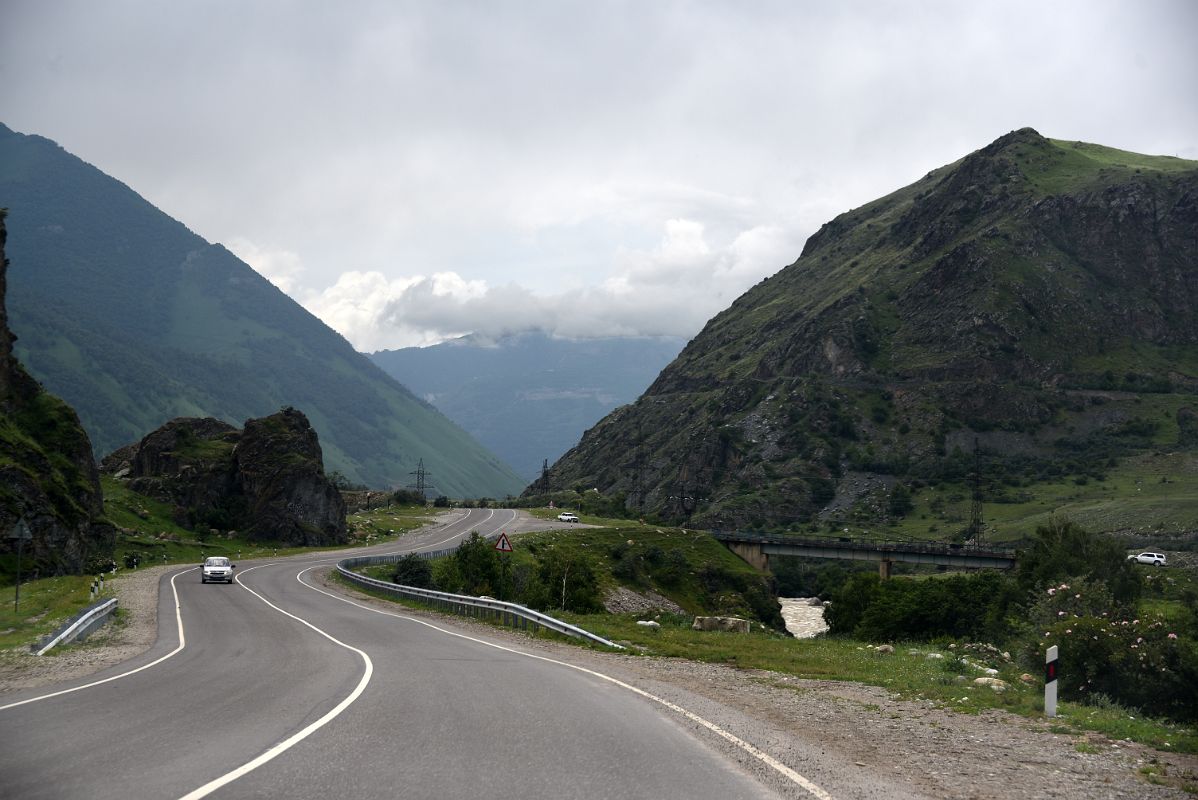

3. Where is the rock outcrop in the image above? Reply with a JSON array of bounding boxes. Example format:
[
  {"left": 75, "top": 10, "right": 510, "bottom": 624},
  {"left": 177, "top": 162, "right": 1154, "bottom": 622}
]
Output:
[
  {"left": 104, "top": 408, "right": 347, "bottom": 546},
  {"left": 0, "top": 209, "right": 115, "bottom": 575},
  {"left": 538, "top": 130, "right": 1198, "bottom": 530}
]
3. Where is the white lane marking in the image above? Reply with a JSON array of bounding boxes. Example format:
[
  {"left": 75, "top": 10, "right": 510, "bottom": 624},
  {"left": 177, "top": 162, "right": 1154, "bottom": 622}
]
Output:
[
  {"left": 301, "top": 568, "right": 834, "bottom": 800},
  {"left": 0, "top": 568, "right": 192, "bottom": 711},
  {"left": 176, "top": 565, "right": 374, "bottom": 800}
]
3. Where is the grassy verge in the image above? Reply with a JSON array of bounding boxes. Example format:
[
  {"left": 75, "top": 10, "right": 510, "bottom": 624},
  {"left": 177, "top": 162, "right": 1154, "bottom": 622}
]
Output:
[{"left": 0, "top": 574, "right": 111, "bottom": 650}]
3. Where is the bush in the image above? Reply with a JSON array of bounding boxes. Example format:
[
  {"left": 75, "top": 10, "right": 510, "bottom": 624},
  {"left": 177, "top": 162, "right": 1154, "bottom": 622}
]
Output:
[
  {"left": 392, "top": 554, "right": 433, "bottom": 588},
  {"left": 1016, "top": 583, "right": 1198, "bottom": 721},
  {"left": 828, "top": 571, "right": 1020, "bottom": 642},
  {"left": 1016, "top": 519, "right": 1140, "bottom": 604}
]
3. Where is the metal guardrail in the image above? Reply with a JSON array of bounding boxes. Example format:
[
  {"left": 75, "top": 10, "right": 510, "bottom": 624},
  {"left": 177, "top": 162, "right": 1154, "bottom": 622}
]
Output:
[
  {"left": 32, "top": 598, "right": 118, "bottom": 656},
  {"left": 337, "top": 555, "right": 624, "bottom": 650}
]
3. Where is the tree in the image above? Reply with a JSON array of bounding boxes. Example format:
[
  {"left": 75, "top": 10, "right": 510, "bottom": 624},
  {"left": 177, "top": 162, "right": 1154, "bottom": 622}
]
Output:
[
  {"left": 1016, "top": 518, "right": 1140, "bottom": 604},
  {"left": 392, "top": 554, "right": 433, "bottom": 588},
  {"left": 888, "top": 482, "right": 914, "bottom": 517}
]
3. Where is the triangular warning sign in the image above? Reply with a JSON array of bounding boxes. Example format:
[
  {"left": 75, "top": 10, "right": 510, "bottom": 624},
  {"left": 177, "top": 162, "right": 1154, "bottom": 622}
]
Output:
[{"left": 494, "top": 532, "right": 513, "bottom": 552}]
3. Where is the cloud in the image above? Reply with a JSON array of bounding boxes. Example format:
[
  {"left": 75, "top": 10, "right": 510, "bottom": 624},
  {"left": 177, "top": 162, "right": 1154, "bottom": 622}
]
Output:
[
  {"left": 226, "top": 238, "right": 306, "bottom": 294},
  {"left": 306, "top": 218, "right": 805, "bottom": 351}
]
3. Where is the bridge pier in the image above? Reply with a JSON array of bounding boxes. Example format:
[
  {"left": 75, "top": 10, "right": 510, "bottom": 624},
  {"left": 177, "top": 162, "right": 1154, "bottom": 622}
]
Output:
[
  {"left": 726, "top": 541, "right": 769, "bottom": 571},
  {"left": 879, "top": 559, "right": 893, "bottom": 580}
]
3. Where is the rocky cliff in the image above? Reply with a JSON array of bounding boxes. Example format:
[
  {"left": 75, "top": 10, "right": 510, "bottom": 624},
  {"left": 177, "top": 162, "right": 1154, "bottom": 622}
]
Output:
[
  {"left": 103, "top": 408, "right": 347, "bottom": 546},
  {"left": 537, "top": 130, "right": 1198, "bottom": 532},
  {"left": 0, "top": 209, "right": 115, "bottom": 576}
]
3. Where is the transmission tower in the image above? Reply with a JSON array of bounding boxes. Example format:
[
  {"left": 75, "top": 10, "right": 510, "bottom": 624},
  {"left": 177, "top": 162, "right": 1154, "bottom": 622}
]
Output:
[
  {"left": 408, "top": 458, "right": 434, "bottom": 500},
  {"left": 539, "top": 459, "right": 551, "bottom": 494},
  {"left": 968, "top": 438, "right": 983, "bottom": 544}
]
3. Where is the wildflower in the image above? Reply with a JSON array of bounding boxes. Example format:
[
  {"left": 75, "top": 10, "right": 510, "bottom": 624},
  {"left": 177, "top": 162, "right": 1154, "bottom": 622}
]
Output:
[
  {"left": 1074, "top": 594, "right": 1081, "bottom": 599},
  {"left": 1058, "top": 611, "right": 1066, "bottom": 617},
  {"left": 1168, "top": 633, "right": 1178, "bottom": 640},
  {"left": 1065, "top": 629, "right": 1072, "bottom": 634},
  {"left": 1047, "top": 588, "right": 1056, "bottom": 596},
  {"left": 1137, "top": 637, "right": 1144, "bottom": 644},
  {"left": 1133, "top": 619, "right": 1140, "bottom": 625},
  {"left": 1044, "top": 632, "right": 1050, "bottom": 637}
]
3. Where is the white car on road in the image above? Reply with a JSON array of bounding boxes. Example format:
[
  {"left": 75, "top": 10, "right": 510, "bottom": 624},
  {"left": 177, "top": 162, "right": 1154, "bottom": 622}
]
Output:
[
  {"left": 557, "top": 512, "right": 579, "bottom": 523},
  {"left": 201, "top": 556, "right": 236, "bottom": 583},
  {"left": 1127, "top": 552, "right": 1166, "bottom": 566}
]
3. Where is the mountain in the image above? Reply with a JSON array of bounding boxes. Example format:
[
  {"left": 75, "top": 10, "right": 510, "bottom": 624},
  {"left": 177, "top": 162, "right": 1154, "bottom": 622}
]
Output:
[
  {"left": 369, "top": 331, "right": 685, "bottom": 481},
  {"left": 539, "top": 129, "right": 1198, "bottom": 534},
  {"left": 0, "top": 122, "right": 523, "bottom": 498},
  {"left": 0, "top": 209, "right": 115, "bottom": 578}
]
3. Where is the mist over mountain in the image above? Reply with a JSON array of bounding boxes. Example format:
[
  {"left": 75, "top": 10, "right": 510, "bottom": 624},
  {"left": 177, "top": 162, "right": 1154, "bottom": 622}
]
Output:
[
  {"left": 540, "top": 129, "right": 1198, "bottom": 532},
  {"left": 0, "top": 122, "right": 523, "bottom": 498},
  {"left": 370, "top": 331, "right": 685, "bottom": 481}
]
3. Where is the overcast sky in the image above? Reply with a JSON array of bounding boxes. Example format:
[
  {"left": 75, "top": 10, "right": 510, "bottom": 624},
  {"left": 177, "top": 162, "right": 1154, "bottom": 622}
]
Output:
[{"left": 3, "top": 1, "right": 1196, "bottom": 351}]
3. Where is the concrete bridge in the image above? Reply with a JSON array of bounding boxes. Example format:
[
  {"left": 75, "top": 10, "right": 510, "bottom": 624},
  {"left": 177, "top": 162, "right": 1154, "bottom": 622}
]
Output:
[{"left": 712, "top": 530, "right": 1017, "bottom": 579}]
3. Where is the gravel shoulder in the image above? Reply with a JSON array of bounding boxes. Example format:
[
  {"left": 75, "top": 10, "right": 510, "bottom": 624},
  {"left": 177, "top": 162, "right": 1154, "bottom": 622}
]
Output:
[{"left": 4, "top": 560, "right": 1196, "bottom": 798}]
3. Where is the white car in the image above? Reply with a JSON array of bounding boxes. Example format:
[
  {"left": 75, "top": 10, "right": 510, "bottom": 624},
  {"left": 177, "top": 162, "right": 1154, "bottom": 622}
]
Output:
[
  {"left": 557, "top": 512, "right": 579, "bottom": 523},
  {"left": 1127, "top": 552, "right": 1166, "bottom": 566},
  {"left": 201, "top": 556, "right": 236, "bottom": 583}
]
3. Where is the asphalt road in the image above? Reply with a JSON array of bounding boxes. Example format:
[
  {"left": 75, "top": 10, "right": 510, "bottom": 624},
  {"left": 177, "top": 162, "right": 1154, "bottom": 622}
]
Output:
[{"left": 0, "top": 509, "right": 824, "bottom": 799}]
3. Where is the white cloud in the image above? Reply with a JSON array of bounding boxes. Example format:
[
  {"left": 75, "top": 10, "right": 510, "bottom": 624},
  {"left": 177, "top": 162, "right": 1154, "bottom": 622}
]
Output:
[
  {"left": 226, "top": 238, "right": 306, "bottom": 294},
  {"left": 306, "top": 218, "right": 804, "bottom": 351}
]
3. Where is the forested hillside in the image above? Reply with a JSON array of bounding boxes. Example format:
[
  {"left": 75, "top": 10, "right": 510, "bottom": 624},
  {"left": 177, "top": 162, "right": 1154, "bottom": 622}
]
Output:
[{"left": 0, "top": 123, "right": 523, "bottom": 498}]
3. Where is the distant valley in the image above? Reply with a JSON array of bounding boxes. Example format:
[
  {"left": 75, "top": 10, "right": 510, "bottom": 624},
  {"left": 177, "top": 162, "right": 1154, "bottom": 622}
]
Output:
[{"left": 370, "top": 332, "right": 685, "bottom": 482}]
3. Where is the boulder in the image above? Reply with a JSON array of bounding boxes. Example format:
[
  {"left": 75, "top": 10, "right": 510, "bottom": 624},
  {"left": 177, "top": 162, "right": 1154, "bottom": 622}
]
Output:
[
  {"left": 692, "top": 616, "right": 751, "bottom": 633},
  {"left": 973, "top": 677, "right": 1009, "bottom": 693},
  {"left": 103, "top": 407, "right": 347, "bottom": 546},
  {"left": 875, "top": 644, "right": 895, "bottom": 655}
]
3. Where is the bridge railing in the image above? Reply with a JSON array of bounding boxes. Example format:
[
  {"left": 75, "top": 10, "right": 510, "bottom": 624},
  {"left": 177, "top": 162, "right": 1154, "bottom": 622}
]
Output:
[
  {"left": 710, "top": 529, "right": 1017, "bottom": 557},
  {"left": 337, "top": 555, "right": 624, "bottom": 650}
]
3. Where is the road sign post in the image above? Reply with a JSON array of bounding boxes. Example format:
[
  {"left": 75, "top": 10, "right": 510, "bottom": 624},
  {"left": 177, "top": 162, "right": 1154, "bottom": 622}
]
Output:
[
  {"left": 494, "top": 532, "right": 513, "bottom": 601},
  {"left": 1045, "top": 645, "right": 1059, "bottom": 718},
  {"left": 8, "top": 518, "right": 33, "bottom": 612}
]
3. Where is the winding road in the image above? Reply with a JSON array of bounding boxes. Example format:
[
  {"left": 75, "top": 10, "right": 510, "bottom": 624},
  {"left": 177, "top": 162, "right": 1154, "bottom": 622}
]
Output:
[{"left": 0, "top": 509, "right": 834, "bottom": 799}]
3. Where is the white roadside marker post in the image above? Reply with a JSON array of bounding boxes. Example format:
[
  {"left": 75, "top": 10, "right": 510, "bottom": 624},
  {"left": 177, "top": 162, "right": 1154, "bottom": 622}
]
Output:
[{"left": 1045, "top": 645, "right": 1059, "bottom": 718}]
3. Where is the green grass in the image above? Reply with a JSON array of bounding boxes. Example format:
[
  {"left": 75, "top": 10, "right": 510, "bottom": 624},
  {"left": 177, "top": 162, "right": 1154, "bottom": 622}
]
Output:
[{"left": 0, "top": 573, "right": 110, "bottom": 650}]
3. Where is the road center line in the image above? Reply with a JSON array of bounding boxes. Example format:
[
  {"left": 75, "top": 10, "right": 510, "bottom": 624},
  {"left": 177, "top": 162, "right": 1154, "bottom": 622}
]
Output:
[
  {"left": 0, "top": 568, "right": 192, "bottom": 711},
  {"left": 176, "top": 565, "right": 374, "bottom": 800},
  {"left": 299, "top": 566, "right": 834, "bottom": 800}
]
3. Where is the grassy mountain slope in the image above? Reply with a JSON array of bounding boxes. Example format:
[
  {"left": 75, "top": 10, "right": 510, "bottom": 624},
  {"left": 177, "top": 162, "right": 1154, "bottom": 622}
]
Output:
[
  {"left": 0, "top": 122, "right": 523, "bottom": 498},
  {"left": 542, "top": 129, "right": 1198, "bottom": 538},
  {"left": 370, "top": 332, "right": 684, "bottom": 481}
]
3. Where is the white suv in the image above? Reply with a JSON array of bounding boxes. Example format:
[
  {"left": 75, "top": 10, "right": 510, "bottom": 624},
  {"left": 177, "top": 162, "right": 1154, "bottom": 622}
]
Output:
[
  {"left": 557, "top": 512, "right": 579, "bottom": 523},
  {"left": 201, "top": 556, "right": 236, "bottom": 583},
  {"left": 1128, "top": 552, "right": 1166, "bottom": 566}
]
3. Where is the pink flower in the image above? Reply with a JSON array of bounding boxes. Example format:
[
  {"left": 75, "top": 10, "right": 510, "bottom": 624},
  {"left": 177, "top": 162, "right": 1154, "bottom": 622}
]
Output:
[
  {"left": 1137, "top": 637, "right": 1144, "bottom": 643},
  {"left": 1168, "top": 633, "right": 1178, "bottom": 640},
  {"left": 1058, "top": 611, "right": 1066, "bottom": 616},
  {"left": 1047, "top": 588, "right": 1056, "bottom": 595},
  {"left": 1133, "top": 619, "right": 1140, "bottom": 625}
]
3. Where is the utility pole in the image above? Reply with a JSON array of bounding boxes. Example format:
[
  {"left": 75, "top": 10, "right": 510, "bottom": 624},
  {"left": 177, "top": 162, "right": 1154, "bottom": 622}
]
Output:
[{"left": 408, "top": 459, "right": 434, "bottom": 501}]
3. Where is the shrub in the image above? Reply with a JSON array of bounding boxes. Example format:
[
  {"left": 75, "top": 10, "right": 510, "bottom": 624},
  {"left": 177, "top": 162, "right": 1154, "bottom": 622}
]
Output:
[
  {"left": 392, "top": 554, "right": 433, "bottom": 588},
  {"left": 1016, "top": 584, "right": 1198, "bottom": 722}
]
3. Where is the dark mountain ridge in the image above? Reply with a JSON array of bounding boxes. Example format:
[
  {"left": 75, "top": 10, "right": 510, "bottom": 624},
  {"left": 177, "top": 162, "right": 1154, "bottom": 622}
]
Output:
[
  {"left": 0, "top": 209, "right": 114, "bottom": 578},
  {"left": 540, "top": 129, "right": 1198, "bottom": 532},
  {"left": 0, "top": 122, "right": 524, "bottom": 498}
]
